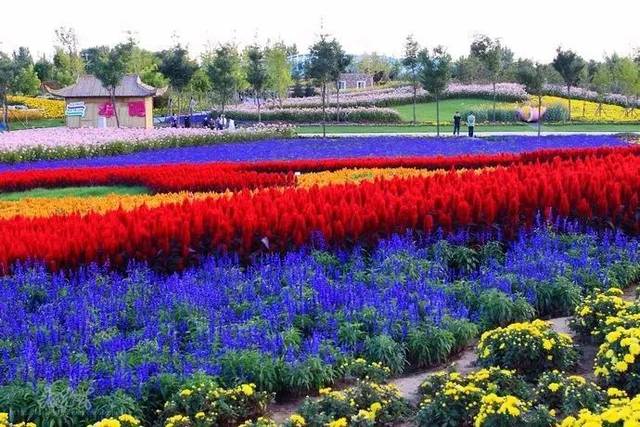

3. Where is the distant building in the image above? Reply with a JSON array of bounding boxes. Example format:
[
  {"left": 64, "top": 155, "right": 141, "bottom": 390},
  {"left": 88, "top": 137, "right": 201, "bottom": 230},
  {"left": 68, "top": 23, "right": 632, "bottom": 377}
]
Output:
[
  {"left": 45, "top": 74, "right": 166, "bottom": 129},
  {"left": 337, "top": 73, "right": 374, "bottom": 90}
]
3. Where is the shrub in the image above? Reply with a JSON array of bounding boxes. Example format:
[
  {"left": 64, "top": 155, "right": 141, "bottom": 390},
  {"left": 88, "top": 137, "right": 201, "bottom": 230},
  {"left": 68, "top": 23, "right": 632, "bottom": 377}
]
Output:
[
  {"left": 90, "top": 391, "right": 143, "bottom": 421},
  {"left": 569, "top": 288, "right": 630, "bottom": 342},
  {"left": 474, "top": 394, "right": 555, "bottom": 427},
  {"left": 416, "top": 368, "right": 531, "bottom": 426},
  {"left": 290, "top": 380, "right": 410, "bottom": 427},
  {"left": 338, "top": 358, "right": 392, "bottom": 383},
  {"left": 593, "top": 326, "right": 640, "bottom": 394},
  {"left": 363, "top": 335, "right": 407, "bottom": 375},
  {"left": 533, "top": 371, "right": 606, "bottom": 416},
  {"left": 159, "top": 379, "right": 273, "bottom": 427},
  {"left": 533, "top": 277, "right": 582, "bottom": 318},
  {"left": 406, "top": 323, "right": 455, "bottom": 368},
  {"left": 558, "top": 393, "right": 640, "bottom": 426},
  {"left": 477, "top": 289, "right": 536, "bottom": 330},
  {"left": 213, "top": 107, "right": 402, "bottom": 123},
  {"left": 0, "top": 381, "right": 92, "bottom": 427},
  {"left": 477, "top": 320, "right": 579, "bottom": 378}
]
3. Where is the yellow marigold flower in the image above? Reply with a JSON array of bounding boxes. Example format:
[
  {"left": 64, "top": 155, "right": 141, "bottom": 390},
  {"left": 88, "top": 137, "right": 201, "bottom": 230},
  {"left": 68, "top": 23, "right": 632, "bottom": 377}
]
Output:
[
  {"left": 179, "top": 389, "right": 193, "bottom": 398},
  {"left": 195, "top": 412, "right": 205, "bottom": 419},
  {"left": 328, "top": 417, "right": 348, "bottom": 427},
  {"left": 548, "top": 382, "right": 561, "bottom": 392},
  {"left": 614, "top": 361, "right": 628, "bottom": 372},
  {"left": 288, "top": 414, "right": 306, "bottom": 426},
  {"left": 241, "top": 383, "right": 255, "bottom": 396},
  {"left": 542, "top": 339, "right": 553, "bottom": 351}
]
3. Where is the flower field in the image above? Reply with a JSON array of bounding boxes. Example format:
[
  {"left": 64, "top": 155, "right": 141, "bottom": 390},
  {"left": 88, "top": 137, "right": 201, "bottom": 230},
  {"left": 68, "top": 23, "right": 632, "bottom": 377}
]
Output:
[{"left": 1, "top": 130, "right": 640, "bottom": 426}]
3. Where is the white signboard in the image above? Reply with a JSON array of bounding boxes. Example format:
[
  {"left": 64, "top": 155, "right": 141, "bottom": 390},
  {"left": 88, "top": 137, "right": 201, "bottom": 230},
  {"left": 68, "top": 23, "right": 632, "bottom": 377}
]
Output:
[{"left": 66, "top": 101, "right": 86, "bottom": 117}]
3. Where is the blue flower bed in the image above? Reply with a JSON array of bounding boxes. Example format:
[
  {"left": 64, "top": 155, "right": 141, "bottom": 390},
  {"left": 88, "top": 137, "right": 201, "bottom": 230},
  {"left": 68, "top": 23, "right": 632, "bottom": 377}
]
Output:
[
  {"left": 0, "top": 135, "right": 627, "bottom": 171},
  {"left": 0, "top": 227, "right": 638, "bottom": 396}
]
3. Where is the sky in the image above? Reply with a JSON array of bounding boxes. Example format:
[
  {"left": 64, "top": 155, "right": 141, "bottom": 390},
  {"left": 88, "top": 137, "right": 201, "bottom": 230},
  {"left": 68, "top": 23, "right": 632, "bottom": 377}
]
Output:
[{"left": 1, "top": 0, "right": 638, "bottom": 62}]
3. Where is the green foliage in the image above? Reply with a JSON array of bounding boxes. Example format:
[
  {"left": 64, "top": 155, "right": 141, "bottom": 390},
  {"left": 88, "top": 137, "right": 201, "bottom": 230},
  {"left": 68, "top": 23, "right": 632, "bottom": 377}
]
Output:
[
  {"left": 441, "top": 317, "right": 479, "bottom": 353},
  {"left": 569, "top": 288, "right": 630, "bottom": 342},
  {"left": 12, "top": 66, "right": 41, "bottom": 96},
  {"left": 157, "top": 44, "right": 198, "bottom": 91},
  {"left": 533, "top": 276, "right": 581, "bottom": 317},
  {"left": 406, "top": 323, "right": 455, "bottom": 368},
  {"left": 212, "top": 107, "right": 401, "bottom": 123},
  {"left": 207, "top": 44, "right": 242, "bottom": 112},
  {"left": 418, "top": 46, "right": 452, "bottom": 98},
  {"left": 363, "top": 335, "right": 407, "bottom": 375},
  {"left": 265, "top": 43, "right": 293, "bottom": 106},
  {"left": 477, "top": 320, "right": 579, "bottom": 378},
  {"left": 293, "top": 380, "right": 410, "bottom": 427},
  {"left": 338, "top": 358, "right": 392, "bottom": 383},
  {"left": 219, "top": 350, "right": 284, "bottom": 393},
  {"left": 534, "top": 371, "right": 606, "bottom": 417},
  {"left": 477, "top": 289, "right": 536, "bottom": 330},
  {"left": 0, "top": 380, "right": 91, "bottom": 427},
  {"left": 90, "top": 390, "right": 142, "bottom": 421}
]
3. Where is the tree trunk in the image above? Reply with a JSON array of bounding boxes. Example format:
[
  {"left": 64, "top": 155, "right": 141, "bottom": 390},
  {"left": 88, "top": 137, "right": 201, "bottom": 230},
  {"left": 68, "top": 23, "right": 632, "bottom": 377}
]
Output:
[
  {"left": 2, "top": 91, "right": 9, "bottom": 132},
  {"left": 492, "top": 80, "right": 497, "bottom": 122},
  {"left": 412, "top": 73, "right": 417, "bottom": 125},
  {"left": 321, "top": 83, "right": 327, "bottom": 138},
  {"left": 567, "top": 84, "right": 572, "bottom": 121},
  {"left": 436, "top": 94, "right": 440, "bottom": 136},
  {"left": 257, "top": 90, "right": 261, "bottom": 123},
  {"left": 111, "top": 90, "right": 120, "bottom": 128},
  {"left": 336, "top": 83, "right": 340, "bottom": 122},
  {"left": 537, "top": 95, "right": 542, "bottom": 137}
]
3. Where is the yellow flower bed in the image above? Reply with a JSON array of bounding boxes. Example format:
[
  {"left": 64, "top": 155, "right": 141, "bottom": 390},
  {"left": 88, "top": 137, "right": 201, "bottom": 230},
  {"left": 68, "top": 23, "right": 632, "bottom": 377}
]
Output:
[
  {"left": 7, "top": 96, "right": 65, "bottom": 119},
  {"left": 6, "top": 108, "right": 45, "bottom": 122},
  {"left": 297, "top": 167, "right": 495, "bottom": 188},
  {"left": 541, "top": 96, "right": 639, "bottom": 122},
  {"left": 559, "top": 393, "right": 640, "bottom": 426},
  {"left": 0, "top": 191, "right": 227, "bottom": 219}
]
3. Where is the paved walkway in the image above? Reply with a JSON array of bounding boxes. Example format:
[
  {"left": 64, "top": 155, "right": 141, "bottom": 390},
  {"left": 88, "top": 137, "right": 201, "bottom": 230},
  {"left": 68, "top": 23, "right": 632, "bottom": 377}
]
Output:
[{"left": 300, "top": 131, "right": 640, "bottom": 138}]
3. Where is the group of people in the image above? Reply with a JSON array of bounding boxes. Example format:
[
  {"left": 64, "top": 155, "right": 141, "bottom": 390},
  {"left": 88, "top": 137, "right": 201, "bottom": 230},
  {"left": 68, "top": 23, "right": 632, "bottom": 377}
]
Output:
[
  {"left": 169, "top": 113, "right": 235, "bottom": 130},
  {"left": 452, "top": 111, "right": 476, "bottom": 137},
  {"left": 202, "top": 114, "right": 235, "bottom": 131}
]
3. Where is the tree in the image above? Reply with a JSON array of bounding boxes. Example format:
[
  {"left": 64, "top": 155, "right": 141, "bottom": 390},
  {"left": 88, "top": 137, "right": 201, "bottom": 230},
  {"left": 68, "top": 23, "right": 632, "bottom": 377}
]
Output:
[
  {"left": 470, "top": 35, "right": 503, "bottom": 122},
  {"left": 207, "top": 44, "right": 241, "bottom": 114},
  {"left": 330, "top": 41, "right": 352, "bottom": 123},
  {"left": 305, "top": 35, "right": 345, "bottom": 137},
  {"left": 53, "top": 27, "right": 84, "bottom": 85},
  {"left": 418, "top": 46, "right": 451, "bottom": 136},
  {"left": 517, "top": 62, "right": 546, "bottom": 136},
  {"left": 613, "top": 58, "right": 640, "bottom": 116},
  {"left": 357, "top": 52, "right": 392, "bottom": 83},
  {"left": 12, "top": 47, "right": 33, "bottom": 70},
  {"left": 551, "top": 48, "right": 586, "bottom": 121},
  {"left": 0, "top": 53, "right": 16, "bottom": 131},
  {"left": 34, "top": 56, "right": 54, "bottom": 82},
  {"left": 244, "top": 45, "right": 268, "bottom": 122},
  {"left": 265, "top": 43, "right": 293, "bottom": 107},
  {"left": 86, "top": 43, "right": 133, "bottom": 128},
  {"left": 158, "top": 44, "right": 198, "bottom": 116},
  {"left": 590, "top": 65, "right": 612, "bottom": 117},
  {"left": 13, "top": 66, "right": 40, "bottom": 96},
  {"left": 402, "top": 35, "right": 420, "bottom": 125}
]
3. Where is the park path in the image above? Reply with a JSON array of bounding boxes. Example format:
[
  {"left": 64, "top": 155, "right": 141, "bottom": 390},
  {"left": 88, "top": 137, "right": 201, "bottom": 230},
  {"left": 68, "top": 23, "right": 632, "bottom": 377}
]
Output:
[
  {"left": 299, "top": 131, "right": 640, "bottom": 138},
  {"left": 268, "top": 285, "right": 638, "bottom": 423}
]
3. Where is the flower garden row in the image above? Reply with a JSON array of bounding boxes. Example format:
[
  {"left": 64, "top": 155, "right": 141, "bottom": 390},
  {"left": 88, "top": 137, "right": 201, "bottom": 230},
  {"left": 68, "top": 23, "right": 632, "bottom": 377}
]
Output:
[
  {"left": 0, "top": 146, "right": 639, "bottom": 272},
  {"left": 1, "top": 227, "right": 640, "bottom": 426}
]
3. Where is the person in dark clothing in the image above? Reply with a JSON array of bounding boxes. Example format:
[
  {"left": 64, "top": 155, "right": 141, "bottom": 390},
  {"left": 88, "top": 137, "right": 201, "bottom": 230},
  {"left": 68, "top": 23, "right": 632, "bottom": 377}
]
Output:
[{"left": 453, "top": 111, "right": 461, "bottom": 136}]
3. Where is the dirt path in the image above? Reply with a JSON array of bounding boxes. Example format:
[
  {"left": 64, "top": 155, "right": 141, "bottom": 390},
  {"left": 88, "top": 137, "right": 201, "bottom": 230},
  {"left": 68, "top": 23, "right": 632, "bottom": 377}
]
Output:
[{"left": 269, "top": 286, "right": 638, "bottom": 422}]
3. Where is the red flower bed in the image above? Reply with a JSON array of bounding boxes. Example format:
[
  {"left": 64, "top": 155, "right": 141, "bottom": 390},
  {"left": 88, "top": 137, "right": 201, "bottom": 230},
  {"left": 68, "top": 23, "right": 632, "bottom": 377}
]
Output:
[
  {"left": 0, "top": 164, "right": 295, "bottom": 193},
  {"left": 0, "top": 145, "right": 637, "bottom": 194},
  {"left": 0, "top": 151, "right": 638, "bottom": 273}
]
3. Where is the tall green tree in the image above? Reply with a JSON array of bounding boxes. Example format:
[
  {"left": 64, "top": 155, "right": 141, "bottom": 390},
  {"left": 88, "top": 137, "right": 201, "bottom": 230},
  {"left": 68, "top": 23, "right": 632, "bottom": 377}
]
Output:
[
  {"left": 244, "top": 45, "right": 268, "bottom": 122},
  {"left": 402, "top": 35, "right": 420, "bottom": 125},
  {"left": 53, "top": 27, "right": 84, "bottom": 85},
  {"left": 207, "top": 44, "right": 241, "bottom": 114},
  {"left": 305, "top": 35, "right": 336, "bottom": 137},
  {"left": 551, "top": 48, "right": 586, "bottom": 121},
  {"left": 517, "top": 62, "right": 546, "bottom": 136},
  {"left": 13, "top": 66, "right": 40, "bottom": 96},
  {"left": 34, "top": 56, "right": 54, "bottom": 82},
  {"left": 590, "top": 64, "right": 612, "bottom": 117},
  {"left": 357, "top": 52, "right": 392, "bottom": 83},
  {"left": 613, "top": 58, "right": 640, "bottom": 116},
  {"left": 265, "top": 43, "right": 293, "bottom": 107},
  {"left": 470, "top": 35, "right": 503, "bottom": 122},
  {"left": 418, "top": 46, "right": 451, "bottom": 136},
  {"left": 158, "top": 44, "right": 198, "bottom": 116},
  {"left": 0, "top": 53, "right": 16, "bottom": 131},
  {"left": 86, "top": 43, "right": 133, "bottom": 128},
  {"left": 330, "top": 40, "right": 351, "bottom": 123}
]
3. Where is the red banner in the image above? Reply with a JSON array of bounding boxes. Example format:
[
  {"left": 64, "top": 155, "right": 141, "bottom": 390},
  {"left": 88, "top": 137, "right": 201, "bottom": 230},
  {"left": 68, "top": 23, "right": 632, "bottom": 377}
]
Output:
[
  {"left": 98, "top": 102, "right": 115, "bottom": 118},
  {"left": 128, "top": 101, "right": 146, "bottom": 117}
]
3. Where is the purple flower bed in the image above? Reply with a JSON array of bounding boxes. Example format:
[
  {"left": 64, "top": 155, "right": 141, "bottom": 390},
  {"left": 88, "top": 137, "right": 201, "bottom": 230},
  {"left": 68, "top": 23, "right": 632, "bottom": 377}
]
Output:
[
  {"left": 0, "top": 135, "right": 628, "bottom": 171},
  {"left": 0, "top": 228, "right": 637, "bottom": 394}
]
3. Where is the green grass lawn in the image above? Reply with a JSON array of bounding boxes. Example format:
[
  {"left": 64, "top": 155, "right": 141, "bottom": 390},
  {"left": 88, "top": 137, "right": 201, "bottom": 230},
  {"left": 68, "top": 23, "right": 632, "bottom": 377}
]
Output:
[
  {"left": 393, "top": 98, "right": 513, "bottom": 122},
  {"left": 0, "top": 186, "right": 149, "bottom": 201},
  {"left": 8, "top": 118, "right": 65, "bottom": 130}
]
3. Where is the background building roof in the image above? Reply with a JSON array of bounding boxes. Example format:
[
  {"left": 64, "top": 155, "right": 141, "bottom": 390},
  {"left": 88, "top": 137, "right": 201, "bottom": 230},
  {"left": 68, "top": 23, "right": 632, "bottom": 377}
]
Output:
[{"left": 46, "top": 74, "right": 167, "bottom": 98}]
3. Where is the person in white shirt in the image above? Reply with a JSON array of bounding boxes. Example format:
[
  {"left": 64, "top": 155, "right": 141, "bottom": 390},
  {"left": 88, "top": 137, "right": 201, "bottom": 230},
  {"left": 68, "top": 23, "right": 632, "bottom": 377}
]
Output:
[
  {"left": 467, "top": 112, "right": 476, "bottom": 137},
  {"left": 228, "top": 118, "right": 236, "bottom": 131}
]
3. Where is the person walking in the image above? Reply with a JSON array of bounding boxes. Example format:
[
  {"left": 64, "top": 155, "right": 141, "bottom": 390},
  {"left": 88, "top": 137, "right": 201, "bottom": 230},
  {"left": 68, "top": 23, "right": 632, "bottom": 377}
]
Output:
[
  {"left": 453, "top": 111, "right": 461, "bottom": 136},
  {"left": 467, "top": 112, "right": 476, "bottom": 137}
]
